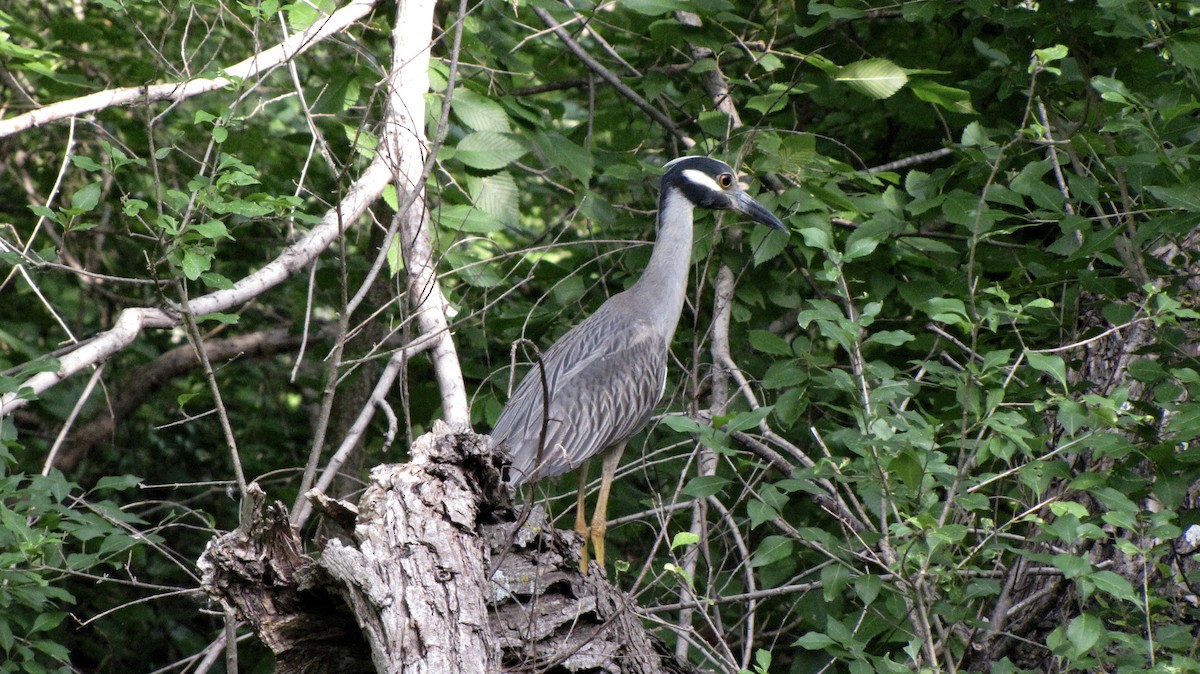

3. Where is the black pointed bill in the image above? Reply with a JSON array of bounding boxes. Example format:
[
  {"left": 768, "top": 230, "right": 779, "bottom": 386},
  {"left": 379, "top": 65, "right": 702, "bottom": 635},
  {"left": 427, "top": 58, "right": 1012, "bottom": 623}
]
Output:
[{"left": 730, "top": 191, "right": 787, "bottom": 233}]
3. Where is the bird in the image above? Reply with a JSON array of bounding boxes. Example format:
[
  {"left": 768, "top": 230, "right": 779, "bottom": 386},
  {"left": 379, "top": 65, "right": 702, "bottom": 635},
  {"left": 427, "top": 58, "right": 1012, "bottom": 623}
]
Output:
[{"left": 490, "top": 156, "right": 786, "bottom": 573}]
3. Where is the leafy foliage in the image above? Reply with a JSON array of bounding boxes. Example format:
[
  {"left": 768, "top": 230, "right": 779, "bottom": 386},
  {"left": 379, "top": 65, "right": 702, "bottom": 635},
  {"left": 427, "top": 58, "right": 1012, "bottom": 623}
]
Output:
[{"left": 2, "top": 0, "right": 1200, "bottom": 672}]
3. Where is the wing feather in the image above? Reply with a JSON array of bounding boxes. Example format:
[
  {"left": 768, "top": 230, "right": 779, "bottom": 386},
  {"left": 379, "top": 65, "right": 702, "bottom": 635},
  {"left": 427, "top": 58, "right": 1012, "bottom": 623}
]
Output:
[{"left": 491, "top": 303, "right": 668, "bottom": 485}]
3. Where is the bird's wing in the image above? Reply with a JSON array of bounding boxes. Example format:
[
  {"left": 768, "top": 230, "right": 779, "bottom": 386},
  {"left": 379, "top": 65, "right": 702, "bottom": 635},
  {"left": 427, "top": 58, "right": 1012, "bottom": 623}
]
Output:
[{"left": 492, "top": 307, "right": 668, "bottom": 485}]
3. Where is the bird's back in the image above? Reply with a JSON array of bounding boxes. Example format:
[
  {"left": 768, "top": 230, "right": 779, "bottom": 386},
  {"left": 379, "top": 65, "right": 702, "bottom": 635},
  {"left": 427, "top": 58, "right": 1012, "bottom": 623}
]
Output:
[{"left": 492, "top": 291, "right": 669, "bottom": 486}]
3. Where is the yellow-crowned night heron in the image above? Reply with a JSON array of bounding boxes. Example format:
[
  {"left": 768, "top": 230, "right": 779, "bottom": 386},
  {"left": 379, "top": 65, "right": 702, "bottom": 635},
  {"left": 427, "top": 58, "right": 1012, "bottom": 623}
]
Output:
[{"left": 492, "top": 156, "right": 786, "bottom": 572}]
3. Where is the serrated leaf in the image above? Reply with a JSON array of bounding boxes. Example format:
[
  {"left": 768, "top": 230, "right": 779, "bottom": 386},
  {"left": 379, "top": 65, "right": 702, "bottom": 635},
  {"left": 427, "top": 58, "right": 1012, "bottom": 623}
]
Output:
[
  {"left": 1167, "top": 403, "right": 1200, "bottom": 439},
  {"left": 436, "top": 204, "right": 501, "bottom": 234},
  {"left": 30, "top": 612, "right": 66, "bottom": 634},
  {"left": 750, "top": 225, "right": 788, "bottom": 265},
  {"left": 837, "top": 58, "right": 908, "bottom": 100},
  {"left": 798, "top": 227, "right": 834, "bottom": 253},
  {"left": 452, "top": 88, "right": 511, "bottom": 132},
  {"left": 455, "top": 131, "right": 525, "bottom": 170},
  {"left": 469, "top": 171, "right": 519, "bottom": 226},
  {"left": 533, "top": 131, "right": 593, "bottom": 183},
  {"left": 1145, "top": 185, "right": 1200, "bottom": 212},
  {"left": 843, "top": 236, "right": 878, "bottom": 260}
]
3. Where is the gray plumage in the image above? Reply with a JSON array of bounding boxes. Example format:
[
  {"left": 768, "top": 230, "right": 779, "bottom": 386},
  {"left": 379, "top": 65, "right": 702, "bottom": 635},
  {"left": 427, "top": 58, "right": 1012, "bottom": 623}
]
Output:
[{"left": 492, "top": 156, "right": 786, "bottom": 488}]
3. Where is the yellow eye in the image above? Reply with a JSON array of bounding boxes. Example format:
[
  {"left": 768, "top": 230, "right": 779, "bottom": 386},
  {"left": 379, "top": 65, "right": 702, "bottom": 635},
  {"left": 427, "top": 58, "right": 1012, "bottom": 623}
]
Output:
[{"left": 717, "top": 173, "right": 734, "bottom": 189}]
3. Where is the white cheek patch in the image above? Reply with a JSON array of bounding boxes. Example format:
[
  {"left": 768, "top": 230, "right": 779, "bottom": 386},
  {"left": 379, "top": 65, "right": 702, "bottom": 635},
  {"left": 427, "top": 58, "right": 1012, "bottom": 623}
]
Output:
[{"left": 681, "top": 169, "right": 725, "bottom": 192}]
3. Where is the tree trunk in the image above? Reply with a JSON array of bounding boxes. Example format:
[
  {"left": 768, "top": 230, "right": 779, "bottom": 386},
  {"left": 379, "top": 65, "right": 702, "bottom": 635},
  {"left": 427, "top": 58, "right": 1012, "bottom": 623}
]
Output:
[{"left": 199, "top": 423, "right": 699, "bottom": 674}]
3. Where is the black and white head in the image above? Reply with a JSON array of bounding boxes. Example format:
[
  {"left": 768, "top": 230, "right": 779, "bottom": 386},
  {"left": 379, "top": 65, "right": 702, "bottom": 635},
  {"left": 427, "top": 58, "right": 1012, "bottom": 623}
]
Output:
[{"left": 661, "top": 156, "right": 787, "bottom": 232}]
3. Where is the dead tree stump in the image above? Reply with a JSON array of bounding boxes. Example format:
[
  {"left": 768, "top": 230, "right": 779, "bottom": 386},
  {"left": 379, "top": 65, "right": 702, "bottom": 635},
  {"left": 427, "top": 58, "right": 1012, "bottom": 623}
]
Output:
[{"left": 199, "top": 422, "right": 698, "bottom": 674}]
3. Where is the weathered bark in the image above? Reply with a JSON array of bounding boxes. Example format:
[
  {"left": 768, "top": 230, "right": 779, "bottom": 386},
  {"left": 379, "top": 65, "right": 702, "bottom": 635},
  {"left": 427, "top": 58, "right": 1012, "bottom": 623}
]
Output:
[
  {"left": 197, "top": 483, "right": 374, "bottom": 674},
  {"left": 199, "top": 424, "right": 699, "bottom": 674}
]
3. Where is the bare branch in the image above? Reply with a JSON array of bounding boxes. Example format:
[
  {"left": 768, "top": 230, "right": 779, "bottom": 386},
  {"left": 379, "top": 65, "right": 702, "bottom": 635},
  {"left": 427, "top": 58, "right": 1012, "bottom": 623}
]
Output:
[
  {"left": 382, "top": 0, "right": 469, "bottom": 428},
  {"left": 0, "top": 0, "right": 381, "bottom": 138},
  {"left": 0, "top": 155, "right": 394, "bottom": 415}
]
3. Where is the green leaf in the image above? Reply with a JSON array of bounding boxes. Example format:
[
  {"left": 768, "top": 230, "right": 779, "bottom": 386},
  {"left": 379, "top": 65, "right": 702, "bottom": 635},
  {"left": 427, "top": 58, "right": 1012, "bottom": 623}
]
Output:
[
  {"left": 750, "top": 226, "right": 789, "bottom": 266},
  {"left": 197, "top": 312, "right": 239, "bottom": 324},
  {"left": 532, "top": 131, "right": 593, "bottom": 183},
  {"left": 1167, "top": 403, "right": 1200, "bottom": 439},
  {"left": 660, "top": 415, "right": 704, "bottom": 434},
  {"left": 180, "top": 250, "right": 211, "bottom": 280},
  {"left": 836, "top": 58, "right": 908, "bottom": 100},
  {"left": 620, "top": 0, "right": 679, "bottom": 15},
  {"left": 199, "top": 273, "right": 234, "bottom": 290},
  {"left": 30, "top": 612, "right": 65, "bottom": 634},
  {"left": 93, "top": 475, "right": 142, "bottom": 492},
  {"left": 1066, "top": 613, "right": 1103, "bottom": 655},
  {"left": 682, "top": 475, "right": 729, "bottom": 498},
  {"left": 70, "top": 182, "right": 102, "bottom": 212},
  {"left": 1026, "top": 352, "right": 1068, "bottom": 391},
  {"left": 854, "top": 574, "right": 881, "bottom": 605},
  {"left": 794, "top": 631, "right": 837, "bottom": 649},
  {"left": 451, "top": 88, "right": 511, "bottom": 132},
  {"left": 670, "top": 532, "right": 699, "bottom": 550},
  {"left": 798, "top": 227, "right": 834, "bottom": 253},
  {"left": 1050, "top": 553, "right": 1092, "bottom": 579},
  {"left": 720, "top": 407, "right": 773, "bottom": 434},
  {"left": 908, "top": 79, "right": 975, "bottom": 114},
  {"left": 821, "top": 563, "right": 850, "bottom": 602},
  {"left": 435, "top": 204, "right": 501, "bottom": 234},
  {"left": 469, "top": 171, "right": 519, "bottom": 226},
  {"left": 455, "top": 131, "right": 525, "bottom": 170},
  {"left": 747, "top": 499, "right": 778, "bottom": 528},
  {"left": 70, "top": 155, "right": 103, "bottom": 172},
  {"left": 1087, "top": 570, "right": 1138, "bottom": 603},
  {"left": 192, "top": 220, "right": 232, "bottom": 240},
  {"left": 749, "top": 330, "right": 792, "bottom": 355},
  {"left": 842, "top": 236, "right": 878, "bottom": 261},
  {"left": 750, "top": 535, "right": 792, "bottom": 567},
  {"left": 1049, "top": 501, "right": 1088, "bottom": 518},
  {"left": 864, "top": 330, "right": 914, "bottom": 347}
]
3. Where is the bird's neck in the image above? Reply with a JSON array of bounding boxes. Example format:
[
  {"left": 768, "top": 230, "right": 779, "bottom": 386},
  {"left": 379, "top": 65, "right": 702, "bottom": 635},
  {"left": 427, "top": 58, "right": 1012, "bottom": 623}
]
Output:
[{"left": 629, "top": 187, "right": 694, "bottom": 338}]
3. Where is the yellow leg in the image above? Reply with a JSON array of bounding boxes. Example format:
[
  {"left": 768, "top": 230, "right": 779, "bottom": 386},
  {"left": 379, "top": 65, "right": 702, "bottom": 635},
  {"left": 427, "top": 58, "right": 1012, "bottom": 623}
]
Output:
[
  {"left": 575, "top": 459, "right": 591, "bottom": 574},
  {"left": 589, "top": 442, "right": 626, "bottom": 572}
]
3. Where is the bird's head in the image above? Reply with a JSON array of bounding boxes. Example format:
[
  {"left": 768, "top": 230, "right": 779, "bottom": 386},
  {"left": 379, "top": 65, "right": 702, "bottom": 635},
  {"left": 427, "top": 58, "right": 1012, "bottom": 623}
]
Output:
[{"left": 661, "top": 156, "right": 787, "bottom": 232}]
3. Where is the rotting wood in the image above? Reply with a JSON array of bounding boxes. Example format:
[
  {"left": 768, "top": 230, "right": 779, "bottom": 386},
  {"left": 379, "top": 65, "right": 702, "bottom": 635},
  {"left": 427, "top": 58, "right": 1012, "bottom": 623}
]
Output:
[{"left": 199, "top": 423, "right": 698, "bottom": 674}]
